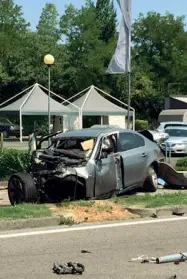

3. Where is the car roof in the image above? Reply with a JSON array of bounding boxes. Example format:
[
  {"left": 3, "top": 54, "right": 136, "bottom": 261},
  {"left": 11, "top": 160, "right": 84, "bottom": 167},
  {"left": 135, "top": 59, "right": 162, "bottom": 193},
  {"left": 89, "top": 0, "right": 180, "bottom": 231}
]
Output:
[
  {"left": 53, "top": 127, "right": 125, "bottom": 139},
  {"left": 165, "top": 126, "right": 187, "bottom": 130},
  {"left": 161, "top": 121, "right": 187, "bottom": 125}
]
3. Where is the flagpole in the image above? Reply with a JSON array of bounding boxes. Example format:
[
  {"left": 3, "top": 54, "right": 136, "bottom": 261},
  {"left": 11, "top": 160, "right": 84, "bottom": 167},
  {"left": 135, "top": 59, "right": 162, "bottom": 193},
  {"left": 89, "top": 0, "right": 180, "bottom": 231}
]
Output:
[
  {"left": 106, "top": 0, "right": 134, "bottom": 130},
  {"left": 127, "top": 71, "right": 131, "bottom": 129}
]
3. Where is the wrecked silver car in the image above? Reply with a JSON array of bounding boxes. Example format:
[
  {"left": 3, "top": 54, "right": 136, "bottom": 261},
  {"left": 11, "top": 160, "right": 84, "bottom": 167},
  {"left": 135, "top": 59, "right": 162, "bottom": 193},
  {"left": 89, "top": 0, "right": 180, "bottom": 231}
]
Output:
[{"left": 8, "top": 128, "right": 165, "bottom": 205}]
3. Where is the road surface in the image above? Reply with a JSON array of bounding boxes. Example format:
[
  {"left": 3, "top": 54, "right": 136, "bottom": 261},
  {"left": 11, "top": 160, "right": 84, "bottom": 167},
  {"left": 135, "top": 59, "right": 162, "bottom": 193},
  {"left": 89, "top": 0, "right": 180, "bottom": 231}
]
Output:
[{"left": 1, "top": 217, "right": 187, "bottom": 279}]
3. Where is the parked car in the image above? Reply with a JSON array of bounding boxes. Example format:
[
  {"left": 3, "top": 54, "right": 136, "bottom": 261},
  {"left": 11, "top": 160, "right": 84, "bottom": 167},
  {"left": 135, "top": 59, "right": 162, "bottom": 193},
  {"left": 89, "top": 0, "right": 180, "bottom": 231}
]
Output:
[
  {"left": 161, "top": 126, "right": 187, "bottom": 155},
  {"left": 148, "top": 130, "right": 169, "bottom": 144},
  {"left": 0, "top": 118, "right": 21, "bottom": 138},
  {"left": 157, "top": 121, "right": 187, "bottom": 132},
  {"left": 8, "top": 127, "right": 165, "bottom": 205}
]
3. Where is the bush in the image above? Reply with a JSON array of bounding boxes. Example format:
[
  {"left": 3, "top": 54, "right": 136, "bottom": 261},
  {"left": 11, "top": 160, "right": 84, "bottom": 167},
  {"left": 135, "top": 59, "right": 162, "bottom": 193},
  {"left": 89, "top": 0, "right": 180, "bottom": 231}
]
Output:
[
  {"left": 135, "top": 119, "right": 149, "bottom": 131},
  {"left": 0, "top": 149, "right": 31, "bottom": 180},
  {"left": 176, "top": 157, "right": 187, "bottom": 168}
]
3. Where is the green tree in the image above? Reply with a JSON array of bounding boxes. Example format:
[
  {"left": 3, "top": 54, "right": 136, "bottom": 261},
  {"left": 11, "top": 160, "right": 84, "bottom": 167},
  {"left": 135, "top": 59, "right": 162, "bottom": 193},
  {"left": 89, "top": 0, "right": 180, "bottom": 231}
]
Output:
[
  {"left": 0, "top": 0, "right": 30, "bottom": 101},
  {"left": 132, "top": 12, "right": 187, "bottom": 90},
  {"left": 96, "top": 0, "right": 117, "bottom": 43},
  {"left": 37, "top": 3, "right": 60, "bottom": 41},
  {"left": 60, "top": 2, "right": 106, "bottom": 95},
  {"left": 0, "top": 0, "right": 29, "bottom": 32},
  {"left": 59, "top": 1, "right": 118, "bottom": 97},
  {"left": 131, "top": 71, "right": 164, "bottom": 121}
]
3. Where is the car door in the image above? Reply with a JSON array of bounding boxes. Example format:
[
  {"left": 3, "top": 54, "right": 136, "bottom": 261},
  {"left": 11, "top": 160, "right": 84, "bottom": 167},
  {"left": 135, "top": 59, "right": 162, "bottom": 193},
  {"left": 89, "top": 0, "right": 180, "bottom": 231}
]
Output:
[
  {"left": 94, "top": 133, "right": 123, "bottom": 198},
  {"left": 118, "top": 132, "right": 148, "bottom": 188}
]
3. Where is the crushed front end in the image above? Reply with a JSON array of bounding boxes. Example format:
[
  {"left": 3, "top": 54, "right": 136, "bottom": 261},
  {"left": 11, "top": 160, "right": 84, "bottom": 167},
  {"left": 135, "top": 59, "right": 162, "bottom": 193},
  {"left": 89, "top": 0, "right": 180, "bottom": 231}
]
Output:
[{"left": 31, "top": 148, "right": 89, "bottom": 202}]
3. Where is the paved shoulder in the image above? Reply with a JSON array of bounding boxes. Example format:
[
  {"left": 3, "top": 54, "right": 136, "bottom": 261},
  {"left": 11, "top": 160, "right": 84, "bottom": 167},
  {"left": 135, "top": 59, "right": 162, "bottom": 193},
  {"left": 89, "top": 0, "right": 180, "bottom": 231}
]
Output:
[{"left": 0, "top": 218, "right": 187, "bottom": 278}]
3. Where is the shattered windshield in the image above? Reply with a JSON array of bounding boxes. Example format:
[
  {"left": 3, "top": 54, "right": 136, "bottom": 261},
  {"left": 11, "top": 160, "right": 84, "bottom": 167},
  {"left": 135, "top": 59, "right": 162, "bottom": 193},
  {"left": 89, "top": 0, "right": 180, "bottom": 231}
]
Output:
[
  {"left": 165, "top": 129, "right": 187, "bottom": 137},
  {"left": 51, "top": 137, "right": 96, "bottom": 158}
]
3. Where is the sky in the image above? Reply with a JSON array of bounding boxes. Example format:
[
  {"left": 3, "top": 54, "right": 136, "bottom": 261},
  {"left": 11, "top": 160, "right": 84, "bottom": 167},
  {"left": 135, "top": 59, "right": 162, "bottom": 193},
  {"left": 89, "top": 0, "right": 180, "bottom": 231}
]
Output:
[{"left": 15, "top": 0, "right": 187, "bottom": 30}]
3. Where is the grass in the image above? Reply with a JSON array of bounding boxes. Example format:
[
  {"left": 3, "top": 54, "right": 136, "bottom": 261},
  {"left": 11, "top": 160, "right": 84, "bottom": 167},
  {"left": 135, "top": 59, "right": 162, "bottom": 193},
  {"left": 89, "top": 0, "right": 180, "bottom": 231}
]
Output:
[
  {"left": 0, "top": 203, "right": 52, "bottom": 220},
  {"left": 56, "top": 199, "right": 71, "bottom": 208},
  {"left": 97, "top": 204, "right": 113, "bottom": 212},
  {"left": 113, "top": 193, "right": 187, "bottom": 208},
  {"left": 57, "top": 199, "right": 94, "bottom": 208},
  {"left": 58, "top": 216, "right": 75, "bottom": 226}
]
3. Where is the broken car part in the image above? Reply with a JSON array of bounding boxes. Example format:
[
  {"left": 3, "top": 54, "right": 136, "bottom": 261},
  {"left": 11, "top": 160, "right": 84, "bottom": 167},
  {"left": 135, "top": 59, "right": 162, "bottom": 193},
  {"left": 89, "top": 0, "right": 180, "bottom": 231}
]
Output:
[
  {"left": 81, "top": 250, "right": 91, "bottom": 254},
  {"left": 156, "top": 252, "right": 187, "bottom": 264},
  {"left": 52, "top": 262, "right": 85, "bottom": 275},
  {"left": 130, "top": 255, "right": 156, "bottom": 263}
]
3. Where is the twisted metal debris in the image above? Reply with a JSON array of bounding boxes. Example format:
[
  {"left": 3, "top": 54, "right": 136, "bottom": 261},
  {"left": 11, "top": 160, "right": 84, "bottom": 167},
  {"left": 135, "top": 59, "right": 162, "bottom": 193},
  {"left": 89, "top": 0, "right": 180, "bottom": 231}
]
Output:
[{"left": 53, "top": 262, "right": 85, "bottom": 275}]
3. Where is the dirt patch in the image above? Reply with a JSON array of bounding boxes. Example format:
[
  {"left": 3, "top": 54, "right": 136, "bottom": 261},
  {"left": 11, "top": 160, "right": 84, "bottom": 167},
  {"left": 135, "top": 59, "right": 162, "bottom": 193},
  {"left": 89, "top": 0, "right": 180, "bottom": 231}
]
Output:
[{"left": 49, "top": 200, "right": 139, "bottom": 223}]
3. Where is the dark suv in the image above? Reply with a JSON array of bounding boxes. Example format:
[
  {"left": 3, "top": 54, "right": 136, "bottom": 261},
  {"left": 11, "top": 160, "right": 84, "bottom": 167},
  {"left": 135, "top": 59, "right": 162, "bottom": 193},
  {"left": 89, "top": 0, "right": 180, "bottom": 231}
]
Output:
[{"left": 0, "top": 118, "right": 21, "bottom": 138}]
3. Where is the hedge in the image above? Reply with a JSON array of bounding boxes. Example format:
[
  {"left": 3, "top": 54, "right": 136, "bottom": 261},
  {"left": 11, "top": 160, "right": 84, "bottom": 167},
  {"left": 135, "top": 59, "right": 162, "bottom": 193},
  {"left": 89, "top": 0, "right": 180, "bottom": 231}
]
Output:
[
  {"left": 0, "top": 149, "right": 31, "bottom": 180},
  {"left": 176, "top": 157, "right": 187, "bottom": 168},
  {"left": 135, "top": 119, "right": 149, "bottom": 131}
]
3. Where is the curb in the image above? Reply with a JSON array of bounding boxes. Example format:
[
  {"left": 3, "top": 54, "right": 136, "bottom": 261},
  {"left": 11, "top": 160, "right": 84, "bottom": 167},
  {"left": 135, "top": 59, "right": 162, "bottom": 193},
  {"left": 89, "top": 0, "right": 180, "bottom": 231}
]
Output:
[
  {"left": 0, "top": 217, "right": 61, "bottom": 231},
  {"left": 0, "top": 206, "right": 187, "bottom": 231},
  {"left": 126, "top": 205, "right": 187, "bottom": 218}
]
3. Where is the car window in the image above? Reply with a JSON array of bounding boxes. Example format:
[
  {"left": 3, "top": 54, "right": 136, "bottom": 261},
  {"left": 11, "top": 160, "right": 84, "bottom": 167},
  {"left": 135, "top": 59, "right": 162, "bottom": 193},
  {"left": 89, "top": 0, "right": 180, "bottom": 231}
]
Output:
[
  {"left": 165, "top": 129, "right": 187, "bottom": 137},
  {"left": 119, "top": 132, "right": 145, "bottom": 151},
  {"left": 164, "top": 123, "right": 187, "bottom": 129},
  {"left": 134, "top": 134, "right": 145, "bottom": 147}
]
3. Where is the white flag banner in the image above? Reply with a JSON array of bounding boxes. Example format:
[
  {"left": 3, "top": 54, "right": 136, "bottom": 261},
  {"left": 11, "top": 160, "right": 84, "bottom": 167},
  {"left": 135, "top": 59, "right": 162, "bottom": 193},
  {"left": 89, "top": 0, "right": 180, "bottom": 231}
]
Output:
[{"left": 106, "top": 0, "right": 131, "bottom": 74}]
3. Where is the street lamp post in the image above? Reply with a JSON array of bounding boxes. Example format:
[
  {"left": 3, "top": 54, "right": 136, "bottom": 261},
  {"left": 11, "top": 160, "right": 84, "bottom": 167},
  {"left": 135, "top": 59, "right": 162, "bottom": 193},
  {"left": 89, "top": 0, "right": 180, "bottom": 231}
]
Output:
[{"left": 44, "top": 54, "right": 55, "bottom": 145}]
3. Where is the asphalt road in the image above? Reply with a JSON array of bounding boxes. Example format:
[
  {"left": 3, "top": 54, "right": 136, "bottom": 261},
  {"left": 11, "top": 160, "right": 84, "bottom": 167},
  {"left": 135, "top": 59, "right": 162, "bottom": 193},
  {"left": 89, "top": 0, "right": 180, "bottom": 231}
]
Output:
[{"left": 1, "top": 218, "right": 187, "bottom": 279}]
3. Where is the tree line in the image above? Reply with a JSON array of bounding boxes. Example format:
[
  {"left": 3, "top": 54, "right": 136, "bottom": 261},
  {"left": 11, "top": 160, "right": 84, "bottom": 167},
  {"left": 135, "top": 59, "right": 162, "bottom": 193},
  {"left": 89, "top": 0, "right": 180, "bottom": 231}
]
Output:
[{"left": 1, "top": 0, "right": 187, "bottom": 123}]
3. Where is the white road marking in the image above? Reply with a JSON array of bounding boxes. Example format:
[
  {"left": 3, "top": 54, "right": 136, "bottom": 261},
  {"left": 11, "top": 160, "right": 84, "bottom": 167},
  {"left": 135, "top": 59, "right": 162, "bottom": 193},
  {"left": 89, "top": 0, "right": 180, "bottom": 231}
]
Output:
[{"left": 0, "top": 216, "right": 187, "bottom": 239}]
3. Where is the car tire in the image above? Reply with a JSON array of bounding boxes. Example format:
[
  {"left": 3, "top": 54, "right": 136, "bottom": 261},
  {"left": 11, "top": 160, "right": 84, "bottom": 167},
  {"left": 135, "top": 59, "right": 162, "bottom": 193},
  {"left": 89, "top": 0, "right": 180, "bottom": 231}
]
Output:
[
  {"left": 143, "top": 165, "right": 158, "bottom": 192},
  {"left": 8, "top": 172, "right": 39, "bottom": 205}
]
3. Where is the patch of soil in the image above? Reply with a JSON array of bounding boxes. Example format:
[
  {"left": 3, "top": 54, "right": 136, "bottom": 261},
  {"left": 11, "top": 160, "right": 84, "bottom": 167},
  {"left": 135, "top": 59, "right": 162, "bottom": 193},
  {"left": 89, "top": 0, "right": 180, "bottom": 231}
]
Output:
[{"left": 49, "top": 200, "right": 139, "bottom": 223}]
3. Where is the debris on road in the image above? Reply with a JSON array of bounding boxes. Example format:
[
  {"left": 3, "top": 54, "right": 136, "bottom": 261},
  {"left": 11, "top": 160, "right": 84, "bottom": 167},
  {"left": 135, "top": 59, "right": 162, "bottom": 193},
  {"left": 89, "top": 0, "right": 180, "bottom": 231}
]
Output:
[
  {"left": 131, "top": 252, "right": 187, "bottom": 264},
  {"left": 166, "top": 275, "right": 177, "bottom": 279},
  {"left": 130, "top": 255, "right": 156, "bottom": 263},
  {"left": 156, "top": 252, "right": 187, "bottom": 264},
  {"left": 81, "top": 249, "right": 91, "bottom": 254},
  {"left": 52, "top": 262, "right": 85, "bottom": 275}
]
